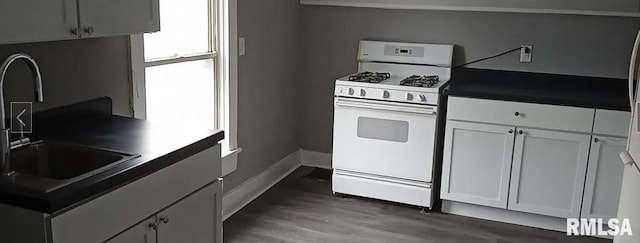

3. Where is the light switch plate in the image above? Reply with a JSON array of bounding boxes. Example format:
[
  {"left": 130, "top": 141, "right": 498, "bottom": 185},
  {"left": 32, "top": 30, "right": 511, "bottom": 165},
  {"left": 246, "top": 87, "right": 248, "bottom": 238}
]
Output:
[{"left": 239, "top": 37, "right": 246, "bottom": 56}]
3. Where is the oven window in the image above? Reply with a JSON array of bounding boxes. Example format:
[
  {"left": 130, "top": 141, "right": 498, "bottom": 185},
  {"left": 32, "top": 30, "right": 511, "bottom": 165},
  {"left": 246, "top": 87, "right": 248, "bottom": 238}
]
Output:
[{"left": 357, "top": 117, "right": 409, "bottom": 142}]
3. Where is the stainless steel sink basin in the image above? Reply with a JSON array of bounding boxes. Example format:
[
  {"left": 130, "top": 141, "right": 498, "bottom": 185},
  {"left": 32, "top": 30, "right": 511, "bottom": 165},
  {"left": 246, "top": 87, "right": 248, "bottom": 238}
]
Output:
[{"left": 2, "top": 140, "right": 140, "bottom": 192}]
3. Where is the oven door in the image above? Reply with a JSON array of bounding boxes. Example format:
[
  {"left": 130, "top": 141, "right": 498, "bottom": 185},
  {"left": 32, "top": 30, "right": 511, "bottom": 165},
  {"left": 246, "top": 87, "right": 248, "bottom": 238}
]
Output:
[{"left": 332, "top": 97, "right": 437, "bottom": 182}]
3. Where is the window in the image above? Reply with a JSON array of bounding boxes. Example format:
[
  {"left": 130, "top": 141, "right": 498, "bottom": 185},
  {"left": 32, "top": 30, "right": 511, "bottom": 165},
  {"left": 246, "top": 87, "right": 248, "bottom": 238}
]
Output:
[
  {"left": 130, "top": 0, "right": 239, "bottom": 174},
  {"left": 144, "top": 0, "right": 218, "bottom": 131}
]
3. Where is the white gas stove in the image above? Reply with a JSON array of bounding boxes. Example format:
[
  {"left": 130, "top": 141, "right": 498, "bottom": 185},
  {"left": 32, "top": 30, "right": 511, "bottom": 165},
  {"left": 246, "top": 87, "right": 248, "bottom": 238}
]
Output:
[{"left": 332, "top": 40, "right": 453, "bottom": 208}]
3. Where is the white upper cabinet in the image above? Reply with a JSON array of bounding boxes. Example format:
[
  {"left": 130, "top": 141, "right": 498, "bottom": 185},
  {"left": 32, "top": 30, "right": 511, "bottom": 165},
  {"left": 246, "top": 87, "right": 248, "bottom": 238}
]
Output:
[
  {"left": 77, "top": 0, "right": 160, "bottom": 38},
  {"left": 0, "top": 0, "right": 79, "bottom": 44},
  {"left": 0, "top": 0, "right": 159, "bottom": 45},
  {"left": 441, "top": 121, "right": 515, "bottom": 209},
  {"left": 301, "top": 0, "right": 640, "bottom": 17},
  {"left": 508, "top": 128, "right": 591, "bottom": 218}
]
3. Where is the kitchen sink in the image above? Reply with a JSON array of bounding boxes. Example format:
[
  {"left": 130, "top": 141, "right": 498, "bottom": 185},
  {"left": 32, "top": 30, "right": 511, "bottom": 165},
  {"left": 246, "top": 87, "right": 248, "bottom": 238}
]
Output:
[{"left": 3, "top": 140, "right": 140, "bottom": 192}]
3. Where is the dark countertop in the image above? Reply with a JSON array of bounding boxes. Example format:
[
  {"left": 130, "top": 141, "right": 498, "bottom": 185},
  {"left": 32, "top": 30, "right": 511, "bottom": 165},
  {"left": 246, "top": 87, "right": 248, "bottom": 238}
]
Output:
[
  {"left": 445, "top": 68, "right": 631, "bottom": 111},
  {"left": 0, "top": 98, "right": 224, "bottom": 214}
]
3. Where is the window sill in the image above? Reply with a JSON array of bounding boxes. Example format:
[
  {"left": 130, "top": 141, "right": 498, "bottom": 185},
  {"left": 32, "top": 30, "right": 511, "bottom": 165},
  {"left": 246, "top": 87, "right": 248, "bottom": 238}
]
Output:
[{"left": 222, "top": 147, "right": 242, "bottom": 177}]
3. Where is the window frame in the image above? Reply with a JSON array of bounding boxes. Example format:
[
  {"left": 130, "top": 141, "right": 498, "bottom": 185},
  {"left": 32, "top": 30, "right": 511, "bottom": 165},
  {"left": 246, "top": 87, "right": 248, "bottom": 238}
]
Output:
[{"left": 128, "top": 0, "right": 239, "bottom": 176}]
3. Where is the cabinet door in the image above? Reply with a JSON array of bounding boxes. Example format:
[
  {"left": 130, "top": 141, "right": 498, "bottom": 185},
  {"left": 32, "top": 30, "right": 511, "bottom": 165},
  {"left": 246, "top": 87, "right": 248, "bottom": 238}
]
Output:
[
  {"left": 104, "top": 216, "right": 157, "bottom": 243},
  {"left": 157, "top": 180, "right": 222, "bottom": 243},
  {"left": 0, "top": 0, "right": 79, "bottom": 44},
  {"left": 508, "top": 128, "right": 590, "bottom": 218},
  {"left": 441, "top": 121, "right": 515, "bottom": 209},
  {"left": 77, "top": 0, "right": 160, "bottom": 38},
  {"left": 582, "top": 136, "right": 626, "bottom": 220}
]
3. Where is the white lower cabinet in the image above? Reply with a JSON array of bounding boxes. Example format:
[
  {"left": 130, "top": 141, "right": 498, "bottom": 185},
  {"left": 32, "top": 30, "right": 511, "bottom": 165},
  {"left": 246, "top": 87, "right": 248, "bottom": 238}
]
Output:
[
  {"left": 105, "top": 181, "right": 223, "bottom": 243},
  {"left": 440, "top": 121, "right": 515, "bottom": 209},
  {"left": 105, "top": 216, "right": 158, "bottom": 243},
  {"left": 442, "top": 97, "right": 632, "bottom": 230},
  {"left": 50, "top": 145, "right": 222, "bottom": 243},
  {"left": 581, "top": 136, "right": 627, "bottom": 220},
  {"left": 0, "top": 145, "right": 222, "bottom": 243},
  {"left": 507, "top": 128, "right": 591, "bottom": 218},
  {"left": 157, "top": 181, "right": 222, "bottom": 243}
]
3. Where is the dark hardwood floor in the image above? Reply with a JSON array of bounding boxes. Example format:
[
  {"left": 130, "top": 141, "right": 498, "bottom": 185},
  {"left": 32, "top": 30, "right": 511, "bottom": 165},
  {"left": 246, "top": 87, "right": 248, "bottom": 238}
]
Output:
[{"left": 224, "top": 167, "right": 610, "bottom": 243}]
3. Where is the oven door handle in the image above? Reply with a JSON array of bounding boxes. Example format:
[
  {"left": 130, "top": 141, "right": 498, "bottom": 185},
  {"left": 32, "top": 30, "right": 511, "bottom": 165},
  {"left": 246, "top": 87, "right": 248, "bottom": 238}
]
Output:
[{"left": 335, "top": 97, "right": 437, "bottom": 115}]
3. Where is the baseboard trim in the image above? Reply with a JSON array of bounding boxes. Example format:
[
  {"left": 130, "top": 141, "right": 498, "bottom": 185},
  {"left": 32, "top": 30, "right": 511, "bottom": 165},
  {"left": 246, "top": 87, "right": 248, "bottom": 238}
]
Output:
[
  {"left": 300, "top": 149, "right": 332, "bottom": 169},
  {"left": 222, "top": 150, "right": 301, "bottom": 221}
]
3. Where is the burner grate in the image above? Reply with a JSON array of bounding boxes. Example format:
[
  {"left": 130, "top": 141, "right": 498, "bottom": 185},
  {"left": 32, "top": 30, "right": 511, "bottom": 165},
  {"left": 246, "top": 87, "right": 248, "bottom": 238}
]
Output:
[
  {"left": 348, "top": 72, "right": 391, "bottom": 83},
  {"left": 400, "top": 75, "right": 439, "bottom": 88}
]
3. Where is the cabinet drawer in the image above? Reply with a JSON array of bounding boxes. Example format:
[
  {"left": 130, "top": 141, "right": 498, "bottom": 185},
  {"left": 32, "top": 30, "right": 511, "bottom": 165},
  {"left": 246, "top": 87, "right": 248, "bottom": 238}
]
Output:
[
  {"left": 593, "top": 109, "right": 631, "bottom": 137},
  {"left": 447, "top": 97, "right": 595, "bottom": 133}
]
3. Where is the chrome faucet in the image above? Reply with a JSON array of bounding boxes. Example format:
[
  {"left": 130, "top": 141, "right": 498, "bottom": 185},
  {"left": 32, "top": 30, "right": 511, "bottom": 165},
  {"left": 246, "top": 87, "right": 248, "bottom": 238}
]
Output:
[{"left": 0, "top": 53, "right": 44, "bottom": 176}]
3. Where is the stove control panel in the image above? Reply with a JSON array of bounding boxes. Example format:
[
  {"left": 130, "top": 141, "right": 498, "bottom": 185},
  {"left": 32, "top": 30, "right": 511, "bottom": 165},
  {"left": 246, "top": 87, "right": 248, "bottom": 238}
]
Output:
[{"left": 335, "top": 85, "right": 438, "bottom": 106}]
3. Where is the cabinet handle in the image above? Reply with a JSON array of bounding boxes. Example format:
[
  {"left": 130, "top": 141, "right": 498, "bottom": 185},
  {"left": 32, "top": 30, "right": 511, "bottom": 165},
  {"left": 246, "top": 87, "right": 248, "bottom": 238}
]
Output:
[
  {"left": 160, "top": 216, "right": 170, "bottom": 224},
  {"left": 70, "top": 28, "right": 80, "bottom": 37},
  {"left": 518, "top": 130, "right": 524, "bottom": 135},
  {"left": 594, "top": 138, "right": 600, "bottom": 143},
  {"left": 508, "top": 129, "right": 514, "bottom": 134},
  {"left": 84, "top": 27, "right": 94, "bottom": 35},
  {"left": 148, "top": 222, "right": 158, "bottom": 230},
  {"left": 514, "top": 112, "right": 520, "bottom": 117}
]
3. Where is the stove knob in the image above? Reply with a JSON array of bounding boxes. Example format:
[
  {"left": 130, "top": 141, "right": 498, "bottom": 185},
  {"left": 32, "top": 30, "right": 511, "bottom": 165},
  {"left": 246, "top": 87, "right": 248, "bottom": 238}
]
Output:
[
  {"left": 419, "top": 94, "right": 427, "bottom": 102},
  {"left": 360, "top": 89, "right": 366, "bottom": 96},
  {"left": 348, "top": 88, "right": 354, "bottom": 95},
  {"left": 382, "top": 91, "right": 390, "bottom": 98},
  {"left": 406, "top": 93, "right": 414, "bottom": 101}
]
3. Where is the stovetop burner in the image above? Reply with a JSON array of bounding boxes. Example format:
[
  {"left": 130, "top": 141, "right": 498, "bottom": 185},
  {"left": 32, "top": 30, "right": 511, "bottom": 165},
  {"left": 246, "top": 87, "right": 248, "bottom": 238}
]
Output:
[
  {"left": 348, "top": 72, "right": 391, "bottom": 83},
  {"left": 400, "top": 75, "right": 439, "bottom": 88}
]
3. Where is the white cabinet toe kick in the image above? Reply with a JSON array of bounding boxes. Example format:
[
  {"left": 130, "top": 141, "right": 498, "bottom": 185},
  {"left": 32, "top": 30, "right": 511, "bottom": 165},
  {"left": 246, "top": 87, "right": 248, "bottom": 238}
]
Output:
[{"left": 332, "top": 169, "right": 433, "bottom": 208}]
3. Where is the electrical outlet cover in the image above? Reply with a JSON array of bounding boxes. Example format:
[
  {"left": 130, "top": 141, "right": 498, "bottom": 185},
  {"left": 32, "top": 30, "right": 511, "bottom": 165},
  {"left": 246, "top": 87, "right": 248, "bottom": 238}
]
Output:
[{"left": 520, "top": 45, "right": 532, "bottom": 63}]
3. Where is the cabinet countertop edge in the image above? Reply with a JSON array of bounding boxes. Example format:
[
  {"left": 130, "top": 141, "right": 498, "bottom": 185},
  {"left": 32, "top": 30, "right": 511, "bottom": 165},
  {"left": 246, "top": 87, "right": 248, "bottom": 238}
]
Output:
[{"left": 445, "top": 68, "right": 631, "bottom": 112}]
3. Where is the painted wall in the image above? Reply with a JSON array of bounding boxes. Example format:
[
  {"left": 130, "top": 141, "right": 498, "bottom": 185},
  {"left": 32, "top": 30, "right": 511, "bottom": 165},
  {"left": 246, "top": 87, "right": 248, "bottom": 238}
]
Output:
[
  {"left": 222, "top": 0, "right": 301, "bottom": 192},
  {"left": 299, "top": 6, "right": 640, "bottom": 152},
  {"left": 0, "top": 37, "right": 132, "bottom": 117}
]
